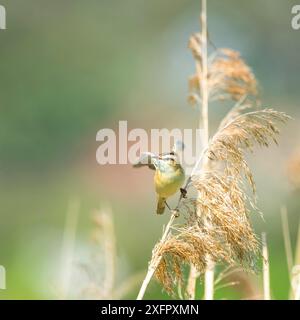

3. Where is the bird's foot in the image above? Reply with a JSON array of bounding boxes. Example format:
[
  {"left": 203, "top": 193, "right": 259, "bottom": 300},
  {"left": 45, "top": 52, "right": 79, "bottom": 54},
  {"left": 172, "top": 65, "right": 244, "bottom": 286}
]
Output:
[
  {"left": 180, "top": 188, "right": 187, "bottom": 198},
  {"left": 171, "top": 209, "right": 180, "bottom": 218}
]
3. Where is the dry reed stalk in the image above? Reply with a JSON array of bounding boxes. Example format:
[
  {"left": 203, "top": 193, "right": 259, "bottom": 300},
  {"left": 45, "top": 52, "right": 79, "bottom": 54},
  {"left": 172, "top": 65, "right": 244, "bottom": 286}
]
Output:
[
  {"left": 93, "top": 206, "right": 116, "bottom": 297},
  {"left": 186, "top": 265, "right": 199, "bottom": 299},
  {"left": 287, "top": 146, "right": 300, "bottom": 301},
  {"left": 262, "top": 233, "right": 271, "bottom": 300},
  {"left": 286, "top": 151, "right": 300, "bottom": 298},
  {"left": 204, "top": 259, "right": 214, "bottom": 300},
  {"left": 188, "top": 0, "right": 213, "bottom": 300},
  {"left": 295, "top": 220, "right": 300, "bottom": 267},
  {"left": 281, "top": 207, "right": 300, "bottom": 300},
  {"left": 292, "top": 222, "right": 300, "bottom": 300},
  {"left": 199, "top": 0, "right": 209, "bottom": 140},
  {"left": 81, "top": 207, "right": 143, "bottom": 299},
  {"left": 295, "top": 270, "right": 300, "bottom": 300},
  {"left": 281, "top": 206, "right": 293, "bottom": 276},
  {"left": 136, "top": 213, "right": 177, "bottom": 300},
  {"left": 59, "top": 199, "right": 80, "bottom": 299},
  {"left": 199, "top": 0, "right": 215, "bottom": 300}
]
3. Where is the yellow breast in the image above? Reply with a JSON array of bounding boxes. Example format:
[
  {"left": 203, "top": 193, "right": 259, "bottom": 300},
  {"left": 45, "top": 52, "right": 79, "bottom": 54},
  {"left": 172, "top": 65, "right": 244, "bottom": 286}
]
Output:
[{"left": 154, "top": 167, "right": 185, "bottom": 198}]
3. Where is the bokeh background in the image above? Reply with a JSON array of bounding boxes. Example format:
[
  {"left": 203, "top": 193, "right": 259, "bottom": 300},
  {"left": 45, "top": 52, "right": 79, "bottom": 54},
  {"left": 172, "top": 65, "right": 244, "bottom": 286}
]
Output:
[{"left": 0, "top": 0, "right": 300, "bottom": 299}]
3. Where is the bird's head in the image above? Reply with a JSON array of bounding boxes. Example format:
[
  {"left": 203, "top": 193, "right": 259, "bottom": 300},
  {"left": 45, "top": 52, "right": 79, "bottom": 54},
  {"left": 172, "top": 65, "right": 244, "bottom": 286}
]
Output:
[
  {"left": 156, "top": 152, "right": 182, "bottom": 172},
  {"left": 133, "top": 140, "right": 185, "bottom": 171}
]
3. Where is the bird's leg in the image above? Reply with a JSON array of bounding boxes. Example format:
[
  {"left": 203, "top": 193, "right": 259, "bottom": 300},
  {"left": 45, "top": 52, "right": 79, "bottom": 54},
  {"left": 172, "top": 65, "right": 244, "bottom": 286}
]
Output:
[
  {"left": 164, "top": 201, "right": 171, "bottom": 211},
  {"left": 180, "top": 188, "right": 187, "bottom": 198},
  {"left": 165, "top": 201, "right": 180, "bottom": 218}
]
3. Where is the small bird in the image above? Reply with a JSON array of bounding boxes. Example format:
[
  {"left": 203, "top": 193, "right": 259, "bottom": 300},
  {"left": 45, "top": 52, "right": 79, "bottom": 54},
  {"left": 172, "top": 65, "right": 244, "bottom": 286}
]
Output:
[{"left": 133, "top": 142, "right": 185, "bottom": 214}]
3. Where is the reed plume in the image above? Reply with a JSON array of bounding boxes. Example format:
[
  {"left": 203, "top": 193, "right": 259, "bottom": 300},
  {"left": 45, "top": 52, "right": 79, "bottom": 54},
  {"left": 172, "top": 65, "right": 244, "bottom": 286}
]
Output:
[
  {"left": 151, "top": 108, "right": 289, "bottom": 295},
  {"left": 69, "top": 207, "right": 143, "bottom": 299},
  {"left": 188, "top": 47, "right": 258, "bottom": 104}
]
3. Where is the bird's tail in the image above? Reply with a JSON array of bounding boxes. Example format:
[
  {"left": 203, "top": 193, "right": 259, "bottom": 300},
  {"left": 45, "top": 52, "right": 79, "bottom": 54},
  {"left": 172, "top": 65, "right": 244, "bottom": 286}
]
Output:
[{"left": 156, "top": 197, "right": 166, "bottom": 214}]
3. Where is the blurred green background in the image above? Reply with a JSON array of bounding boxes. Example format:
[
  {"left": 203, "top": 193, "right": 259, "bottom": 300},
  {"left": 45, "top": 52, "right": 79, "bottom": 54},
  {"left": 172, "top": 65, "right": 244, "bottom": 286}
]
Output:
[{"left": 0, "top": 0, "right": 300, "bottom": 299}]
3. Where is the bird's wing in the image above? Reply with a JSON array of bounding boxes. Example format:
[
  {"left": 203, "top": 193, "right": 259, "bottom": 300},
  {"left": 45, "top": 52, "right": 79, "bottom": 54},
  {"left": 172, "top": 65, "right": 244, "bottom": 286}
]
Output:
[{"left": 132, "top": 152, "right": 156, "bottom": 170}]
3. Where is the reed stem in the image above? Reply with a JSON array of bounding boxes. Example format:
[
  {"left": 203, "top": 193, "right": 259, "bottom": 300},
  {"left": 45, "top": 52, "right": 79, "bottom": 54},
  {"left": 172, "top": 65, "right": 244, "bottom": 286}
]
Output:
[
  {"left": 59, "top": 199, "right": 80, "bottom": 299},
  {"left": 262, "top": 232, "right": 271, "bottom": 300},
  {"left": 199, "top": 0, "right": 215, "bottom": 300},
  {"left": 136, "top": 213, "right": 177, "bottom": 300},
  {"left": 293, "top": 221, "right": 300, "bottom": 300},
  {"left": 280, "top": 207, "right": 293, "bottom": 277}
]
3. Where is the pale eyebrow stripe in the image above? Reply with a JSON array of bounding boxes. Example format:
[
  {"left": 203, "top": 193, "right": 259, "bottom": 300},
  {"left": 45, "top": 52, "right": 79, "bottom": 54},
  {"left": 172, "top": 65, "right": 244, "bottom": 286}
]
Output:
[{"left": 160, "top": 155, "right": 176, "bottom": 161}]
